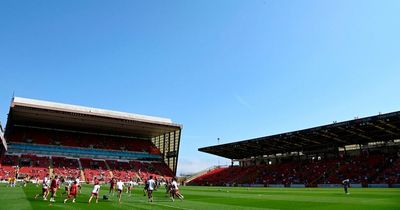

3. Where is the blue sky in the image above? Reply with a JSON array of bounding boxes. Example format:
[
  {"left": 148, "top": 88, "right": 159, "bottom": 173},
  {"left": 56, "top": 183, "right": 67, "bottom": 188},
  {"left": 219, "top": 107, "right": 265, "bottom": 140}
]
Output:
[{"left": 0, "top": 0, "right": 399, "bottom": 175}]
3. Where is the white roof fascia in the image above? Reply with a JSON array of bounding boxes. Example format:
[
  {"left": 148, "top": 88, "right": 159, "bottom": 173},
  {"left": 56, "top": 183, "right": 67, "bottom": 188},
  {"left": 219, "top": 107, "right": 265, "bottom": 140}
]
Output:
[
  {"left": 0, "top": 126, "right": 6, "bottom": 151},
  {"left": 11, "top": 97, "right": 176, "bottom": 126}
]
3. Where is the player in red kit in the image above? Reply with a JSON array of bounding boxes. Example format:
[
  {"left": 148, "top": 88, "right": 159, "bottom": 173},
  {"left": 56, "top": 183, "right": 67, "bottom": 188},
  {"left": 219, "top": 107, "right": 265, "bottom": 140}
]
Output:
[
  {"left": 49, "top": 175, "right": 59, "bottom": 202},
  {"left": 109, "top": 178, "right": 116, "bottom": 196},
  {"left": 64, "top": 181, "right": 78, "bottom": 203}
]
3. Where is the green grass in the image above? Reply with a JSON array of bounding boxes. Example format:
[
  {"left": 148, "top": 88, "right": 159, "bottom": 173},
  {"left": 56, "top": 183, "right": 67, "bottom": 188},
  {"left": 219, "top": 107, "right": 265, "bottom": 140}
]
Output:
[{"left": 0, "top": 184, "right": 399, "bottom": 210}]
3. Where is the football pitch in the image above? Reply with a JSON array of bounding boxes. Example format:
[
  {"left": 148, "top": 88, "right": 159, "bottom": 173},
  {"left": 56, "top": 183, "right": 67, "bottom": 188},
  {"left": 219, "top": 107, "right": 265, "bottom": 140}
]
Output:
[{"left": 0, "top": 184, "right": 399, "bottom": 210}]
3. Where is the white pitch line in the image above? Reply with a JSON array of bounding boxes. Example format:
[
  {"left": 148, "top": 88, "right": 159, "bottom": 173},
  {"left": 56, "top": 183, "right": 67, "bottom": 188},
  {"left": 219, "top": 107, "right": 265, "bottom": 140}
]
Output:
[{"left": 135, "top": 200, "right": 195, "bottom": 210}]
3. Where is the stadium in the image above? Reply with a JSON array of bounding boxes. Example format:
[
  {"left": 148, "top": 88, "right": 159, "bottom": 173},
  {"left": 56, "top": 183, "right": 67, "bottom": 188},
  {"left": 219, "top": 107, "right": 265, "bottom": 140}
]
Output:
[
  {"left": 1, "top": 97, "right": 181, "bottom": 181},
  {"left": 1, "top": 1, "right": 400, "bottom": 209},
  {"left": 190, "top": 111, "right": 400, "bottom": 188},
  {"left": 0, "top": 97, "right": 399, "bottom": 210},
  {"left": 0, "top": 97, "right": 186, "bottom": 208}
]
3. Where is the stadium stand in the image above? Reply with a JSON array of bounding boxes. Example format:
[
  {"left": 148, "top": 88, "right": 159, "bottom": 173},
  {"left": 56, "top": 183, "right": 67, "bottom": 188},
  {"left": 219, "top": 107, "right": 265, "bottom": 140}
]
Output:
[
  {"left": 0, "top": 154, "right": 19, "bottom": 180},
  {"left": 52, "top": 156, "right": 81, "bottom": 179},
  {"left": 0, "top": 154, "right": 50, "bottom": 179},
  {"left": 190, "top": 151, "right": 400, "bottom": 187},
  {"left": 1, "top": 154, "right": 19, "bottom": 166},
  {"left": 0, "top": 97, "right": 182, "bottom": 183},
  {"left": 8, "top": 127, "right": 161, "bottom": 154},
  {"left": 191, "top": 111, "right": 400, "bottom": 187}
]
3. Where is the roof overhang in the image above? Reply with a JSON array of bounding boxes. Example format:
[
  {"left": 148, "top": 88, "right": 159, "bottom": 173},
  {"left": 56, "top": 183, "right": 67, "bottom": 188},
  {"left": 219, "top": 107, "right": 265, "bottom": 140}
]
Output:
[
  {"left": 199, "top": 111, "right": 400, "bottom": 159},
  {"left": 7, "top": 97, "right": 182, "bottom": 138}
]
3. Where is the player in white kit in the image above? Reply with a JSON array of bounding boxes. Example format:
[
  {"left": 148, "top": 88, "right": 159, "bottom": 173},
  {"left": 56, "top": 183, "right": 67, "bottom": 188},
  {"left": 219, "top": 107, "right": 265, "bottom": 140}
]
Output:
[
  {"left": 88, "top": 181, "right": 101, "bottom": 204},
  {"left": 34, "top": 174, "right": 50, "bottom": 200},
  {"left": 171, "top": 178, "right": 184, "bottom": 201},
  {"left": 126, "top": 178, "right": 134, "bottom": 196},
  {"left": 146, "top": 176, "right": 156, "bottom": 202},
  {"left": 116, "top": 179, "right": 124, "bottom": 203}
]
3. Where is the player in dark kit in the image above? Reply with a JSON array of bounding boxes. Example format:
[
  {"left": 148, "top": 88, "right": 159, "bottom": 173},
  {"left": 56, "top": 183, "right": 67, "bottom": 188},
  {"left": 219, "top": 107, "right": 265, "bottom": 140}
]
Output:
[
  {"left": 143, "top": 179, "right": 149, "bottom": 196},
  {"left": 109, "top": 178, "right": 116, "bottom": 196},
  {"left": 342, "top": 179, "right": 350, "bottom": 194},
  {"left": 49, "top": 175, "right": 59, "bottom": 202},
  {"left": 166, "top": 180, "right": 172, "bottom": 196}
]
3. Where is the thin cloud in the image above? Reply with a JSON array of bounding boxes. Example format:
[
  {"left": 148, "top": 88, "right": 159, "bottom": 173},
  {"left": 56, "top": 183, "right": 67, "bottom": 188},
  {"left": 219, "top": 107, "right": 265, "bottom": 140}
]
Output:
[{"left": 234, "top": 94, "right": 252, "bottom": 109}]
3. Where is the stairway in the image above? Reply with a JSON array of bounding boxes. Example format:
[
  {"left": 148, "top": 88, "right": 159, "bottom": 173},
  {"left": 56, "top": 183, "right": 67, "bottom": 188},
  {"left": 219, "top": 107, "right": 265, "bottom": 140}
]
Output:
[
  {"left": 77, "top": 159, "right": 85, "bottom": 182},
  {"left": 80, "top": 170, "right": 85, "bottom": 183},
  {"left": 49, "top": 157, "right": 54, "bottom": 177},
  {"left": 185, "top": 165, "right": 221, "bottom": 184},
  {"left": 104, "top": 160, "right": 114, "bottom": 178}
]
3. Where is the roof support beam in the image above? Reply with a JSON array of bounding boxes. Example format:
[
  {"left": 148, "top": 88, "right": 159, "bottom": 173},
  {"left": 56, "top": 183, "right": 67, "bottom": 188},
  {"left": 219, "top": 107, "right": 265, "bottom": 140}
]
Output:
[
  {"left": 372, "top": 124, "right": 398, "bottom": 136},
  {"left": 295, "top": 134, "right": 321, "bottom": 144},
  {"left": 378, "top": 120, "right": 400, "bottom": 133},
  {"left": 317, "top": 132, "right": 347, "bottom": 143},
  {"left": 337, "top": 127, "right": 374, "bottom": 142}
]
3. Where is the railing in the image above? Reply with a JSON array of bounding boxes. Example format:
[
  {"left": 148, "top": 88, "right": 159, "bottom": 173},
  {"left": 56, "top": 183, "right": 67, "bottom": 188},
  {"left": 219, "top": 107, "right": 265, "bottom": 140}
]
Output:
[{"left": 185, "top": 165, "right": 224, "bottom": 184}]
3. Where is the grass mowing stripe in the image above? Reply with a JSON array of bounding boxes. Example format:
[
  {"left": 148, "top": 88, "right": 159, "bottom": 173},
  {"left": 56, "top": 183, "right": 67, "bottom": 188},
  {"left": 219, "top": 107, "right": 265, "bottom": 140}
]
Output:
[
  {"left": 0, "top": 185, "right": 32, "bottom": 210},
  {"left": 1, "top": 184, "right": 400, "bottom": 210}
]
